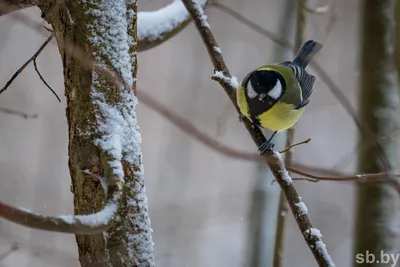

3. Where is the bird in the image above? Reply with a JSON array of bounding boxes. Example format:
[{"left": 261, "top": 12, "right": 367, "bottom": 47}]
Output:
[{"left": 236, "top": 40, "right": 323, "bottom": 153}]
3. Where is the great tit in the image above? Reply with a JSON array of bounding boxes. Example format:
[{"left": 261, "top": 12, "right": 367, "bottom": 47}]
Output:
[{"left": 237, "top": 40, "right": 322, "bottom": 153}]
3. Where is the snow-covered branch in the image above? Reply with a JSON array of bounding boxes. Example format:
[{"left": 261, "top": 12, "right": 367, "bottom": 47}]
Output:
[
  {"left": 0, "top": 177, "right": 122, "bottom": 234},
  {"left": 1, "top": 0, "right": 209, "bottom": 54},
  {"left": 138, "top": 0, "right": 208, "bottom": 51},
  {"left": 181, "top": 0, "right": 335, "bottom": 265}
]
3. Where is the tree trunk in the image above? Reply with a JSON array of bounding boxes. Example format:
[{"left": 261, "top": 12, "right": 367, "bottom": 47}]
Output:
[
  {"left": 37, "top": 1, "right": 154, "bottom": 266},
  {"left": 354, "top": 0, "right": 400, "bottom": 266}
]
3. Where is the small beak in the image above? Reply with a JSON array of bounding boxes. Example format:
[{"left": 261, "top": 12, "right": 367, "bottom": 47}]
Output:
[{"left": 258, "top": 93, "right": 267, "bottom": 101}]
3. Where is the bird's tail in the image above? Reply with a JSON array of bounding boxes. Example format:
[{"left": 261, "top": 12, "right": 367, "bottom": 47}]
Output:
[{"left": 292, "top": 40, "right": 323, "bottom": 68}]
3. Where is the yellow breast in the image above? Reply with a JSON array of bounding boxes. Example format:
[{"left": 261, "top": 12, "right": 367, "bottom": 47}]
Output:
[
  {"left": 236, "top": 84, "right": 304, "bottom": 132},
  {"left": 257, "top": 102, "right": 304, "bottom": 131}
]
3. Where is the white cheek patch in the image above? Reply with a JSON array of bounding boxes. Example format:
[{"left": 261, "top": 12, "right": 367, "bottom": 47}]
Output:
[
  {"left": 246, "top": 81, "right": 258, "bottom": 99},
  {"left": 267, "top": 80, "right": 283, "bottom": 99}
]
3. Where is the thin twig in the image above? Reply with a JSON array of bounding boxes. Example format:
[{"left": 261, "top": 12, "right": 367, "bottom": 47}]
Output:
[
  {"left": 43, "top": 25, "right": 53, "bottom": 32},
  {"left": 33, "top": 57, "right": 61, "bottom": 102},
  {"left": 279, "top": 138, "right": 311, "bottom": 154},
  {"left": 211, "top": 1, "right": 290, "bottom": 48},
  {"left": 0, "top": 33, "right": 54, "bottom": 96},
  {"left": 0, "top": 107, "right": 38, "bottom": 119},
  {"left": 272, "top": 172, "right": 394, "bottom": 185},
  {"left": 182, "top": 0, "right": 335, "bottom": 265}
]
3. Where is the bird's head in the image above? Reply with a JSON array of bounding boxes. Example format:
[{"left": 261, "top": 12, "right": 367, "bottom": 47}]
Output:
[{"left": 243, "top": 69, "right": 286, "bottom": 101}]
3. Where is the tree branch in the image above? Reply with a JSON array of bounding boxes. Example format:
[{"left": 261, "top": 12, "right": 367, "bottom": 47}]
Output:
[
  {"left": 137, "top": 0, "right": 208, "bottom": 51},
  {"left": 0, "top": 33, "right": 55, "bottom": 97},
  {"left": 182, "top": 0, "right": 335, "bottom": 266},
  {"left": 33, "top": 56, "right": 61, "bottom": 102},
  {"left": 0, "top": 174, "right": 122, "bottom": 234},
  {"left": 0, "top": 106, "right": 38, "bottom": 118}
]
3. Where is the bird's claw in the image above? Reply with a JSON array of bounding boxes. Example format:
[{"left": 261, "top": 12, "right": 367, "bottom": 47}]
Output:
[{"left": 258, "top": 141, "right": 275, "bottom": 154}]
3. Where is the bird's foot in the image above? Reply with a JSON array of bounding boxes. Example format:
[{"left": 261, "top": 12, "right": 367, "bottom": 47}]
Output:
[{"left": 258, "top": 140, "right": 275, "bottom": 154}]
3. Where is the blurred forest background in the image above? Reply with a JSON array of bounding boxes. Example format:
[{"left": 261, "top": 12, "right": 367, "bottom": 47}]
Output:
[{"left": 0, "top": 0, "right": 399, "bottom": 266}]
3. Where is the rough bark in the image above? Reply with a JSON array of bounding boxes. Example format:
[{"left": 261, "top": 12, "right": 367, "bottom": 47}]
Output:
[
  {"left": 37, "top": 1, "right": 154, "bottom": 266},
  {"left": 354, "top": 0, "right": 400, "bottom": 266}
]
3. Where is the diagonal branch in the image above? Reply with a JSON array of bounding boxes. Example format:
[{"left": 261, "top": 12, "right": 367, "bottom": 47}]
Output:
[
  {"left": 33, "top": 57, "right": 61, "bottom": 102},
  {"left": 182, "top": 0, "right": 335, "bottom": 266},
  {"left": 0, "top": 33, "right": 55, "bottom": 96}
]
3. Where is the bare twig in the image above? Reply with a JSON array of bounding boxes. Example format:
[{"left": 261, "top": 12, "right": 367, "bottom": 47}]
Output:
[
  {"left": 211, "top": 1, "right": 289, "bottom": 47},
  {"left": 0, "top": 107, "right": 38, "bottom": 119},
  {"left": 43, "top": 25, "right": 53, "bottom": 32},
  {"left": 272, "top": 172, "right": 396, "bottom": 184},
  {"left": 182, "top": 0, "right": 335, "bottom": 265},
  {"left": 0, "top": 33, "right": 54, "bottom": 96},
  {"left": 33, "top": 57, "right": 61, "bottom": 102},
  {"left": 279, "top": 138, "right": 311, "bottom": 154}
]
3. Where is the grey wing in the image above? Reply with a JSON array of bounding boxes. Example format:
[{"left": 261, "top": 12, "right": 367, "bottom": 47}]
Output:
[{"left": 280, "top": 61, "right": 315, "bottom": 109}]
